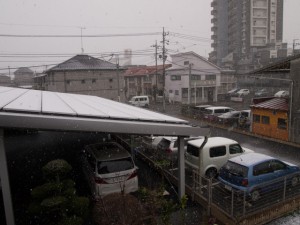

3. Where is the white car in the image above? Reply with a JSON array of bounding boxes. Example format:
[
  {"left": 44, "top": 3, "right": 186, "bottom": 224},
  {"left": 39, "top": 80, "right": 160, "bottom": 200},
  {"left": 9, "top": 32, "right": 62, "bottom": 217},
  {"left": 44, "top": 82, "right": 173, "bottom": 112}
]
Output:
[
  {"left": 185, "top": 137, "right": 254, "bottom": 178},
  {"left": 236, "top": 89, "right": 250, "bottom": 96},
  {"left": 274, "top": 90, "right": 289, "bottom": 97},
  {"left": 81, "top": 142, "right": 138, "bottom": 199}
]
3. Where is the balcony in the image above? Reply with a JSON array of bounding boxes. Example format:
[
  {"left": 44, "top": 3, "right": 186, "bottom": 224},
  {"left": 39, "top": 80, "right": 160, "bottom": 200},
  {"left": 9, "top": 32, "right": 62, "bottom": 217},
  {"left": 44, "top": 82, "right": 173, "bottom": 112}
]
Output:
[{"left": 193, "top": 80, "right": 217, "bottom": 87}]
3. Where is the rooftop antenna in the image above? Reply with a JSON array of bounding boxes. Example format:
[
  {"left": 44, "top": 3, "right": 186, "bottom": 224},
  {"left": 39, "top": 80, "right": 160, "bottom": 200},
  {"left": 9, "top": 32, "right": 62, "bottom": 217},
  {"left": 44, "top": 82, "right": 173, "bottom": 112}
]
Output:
[{"left": 80, "top": 27, "right": 86, "bottom": 54}]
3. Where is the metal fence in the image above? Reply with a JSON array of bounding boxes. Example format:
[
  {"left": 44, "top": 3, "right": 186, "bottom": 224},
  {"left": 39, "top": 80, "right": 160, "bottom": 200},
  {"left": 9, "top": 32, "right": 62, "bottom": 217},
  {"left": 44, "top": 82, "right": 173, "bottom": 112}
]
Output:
[{"left": 191, "top": 170, "right": 300, "bottom": 220}]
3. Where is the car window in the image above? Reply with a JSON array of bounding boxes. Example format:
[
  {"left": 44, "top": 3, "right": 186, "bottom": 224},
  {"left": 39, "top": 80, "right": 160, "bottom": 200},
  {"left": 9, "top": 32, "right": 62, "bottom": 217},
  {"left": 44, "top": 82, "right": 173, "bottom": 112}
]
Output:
[
  {"left": 223, "top": 161, "right": 248, "bottom": 177},
  {"left": 253, "top": 161, "right": 273, "bottom": 176},
  {"left": 204, "top": 109, "right": 213, "bottom": 115},
  {"left": 229, "top": 144, "right": 243, "bottom": 154},
  {"left": 158, "top": 138, "right": 171, "bottom": 149},
  {"left": 187, "top": 144, "right": 199, "bottom": 157},
  {"left": 209, "top": 146, "right": 226, "bottom": 158},
  {"left": 97, "top": 157, "right": 134, "bottom": 174},
  {"left": 270, "top": 160, "right": 287, "bottom": 171}
]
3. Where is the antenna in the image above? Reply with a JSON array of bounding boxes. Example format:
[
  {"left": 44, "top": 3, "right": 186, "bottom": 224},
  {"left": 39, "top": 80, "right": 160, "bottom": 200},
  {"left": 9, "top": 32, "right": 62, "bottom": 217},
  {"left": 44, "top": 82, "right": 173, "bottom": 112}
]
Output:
[{"left": 80, "top": 27, "right": 86, "bottom": 54}]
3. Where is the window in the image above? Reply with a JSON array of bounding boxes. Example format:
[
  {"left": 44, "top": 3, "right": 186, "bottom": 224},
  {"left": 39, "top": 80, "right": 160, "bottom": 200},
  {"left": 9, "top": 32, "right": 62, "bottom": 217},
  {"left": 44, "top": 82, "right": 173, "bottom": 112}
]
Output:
[
  {"left": 169, "top": 90, "right": 173, "bottom": 93},
  {"left": 109, "top": 78, "right": 113, "bottom": 82},
  {"left": 66, "top": 80, "right": 71, "bottom": 85},
  {"left": 262, "top": 116, "right": 270, "bottom": 124},
  {"left": 187, "top": 144, "right": 199, "bottom": 157},
  {"left": 184, "top": 61, "right": 189, "bottom": 65},
  {"left": 253, "top": 114, "right": 260, "bottom": 123},
  {"left": 205, "top": 74, "right": 216, "bottom": 80},
  {"left": 182, "top": 88, "right": 188, "bottom": 98},
  {"left": 144, "top": 76, "right": 151, "bottom": 82},
  {"left": 128, "top": 77, "right": 135, "bottom": 82},
  {"left": 253, "top": 161, "right": 272, "bottom": 176},
  {"left": 271, "top": 160, "right": 286, "bottom": 171},
  {"left": 175, "top": 90, "right": 179, "bottom": 95},
  {"left": 92, "top": 79, "right": 96, "bottom": 83},
  {"left": 191, "top": 75, "right": 201, "bottom": 80},
  {"left": 278, "top": 118, "right": 287, "bottom": 130},
  {"left": 209, "top": 146, "right": 226, "bottom": 158},
  {"left": 81, "top": 79, "right": 85, "bottom": 84},
  {"left": 171, "top": 75, "right": 181, "bottom": 81},
  {"left": 229, "top": 144, "right": 243, "bottom": 154}
]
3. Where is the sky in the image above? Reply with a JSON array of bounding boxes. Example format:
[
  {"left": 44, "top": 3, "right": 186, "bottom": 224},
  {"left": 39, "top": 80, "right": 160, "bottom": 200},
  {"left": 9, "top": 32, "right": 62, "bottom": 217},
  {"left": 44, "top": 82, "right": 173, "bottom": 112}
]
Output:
[{"left": 0, "top": 0, "right": 300, "bottom": 75}]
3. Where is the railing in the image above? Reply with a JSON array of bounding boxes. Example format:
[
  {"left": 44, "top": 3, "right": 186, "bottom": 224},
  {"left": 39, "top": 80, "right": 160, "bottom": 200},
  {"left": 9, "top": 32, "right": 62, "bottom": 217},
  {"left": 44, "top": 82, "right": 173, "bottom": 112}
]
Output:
[{"left": 191, "top": 170, "right": 300, "bottom": 221}]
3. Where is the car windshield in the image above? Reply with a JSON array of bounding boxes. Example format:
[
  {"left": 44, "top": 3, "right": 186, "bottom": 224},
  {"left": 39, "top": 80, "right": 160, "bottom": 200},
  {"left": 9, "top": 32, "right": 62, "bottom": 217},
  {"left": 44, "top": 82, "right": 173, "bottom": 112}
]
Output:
[
  {"left": 223, "top": 161, "right": 248, "bottom": 178},
  {"left": 97, "top": 157, "right": 134, "bottom": 174}
]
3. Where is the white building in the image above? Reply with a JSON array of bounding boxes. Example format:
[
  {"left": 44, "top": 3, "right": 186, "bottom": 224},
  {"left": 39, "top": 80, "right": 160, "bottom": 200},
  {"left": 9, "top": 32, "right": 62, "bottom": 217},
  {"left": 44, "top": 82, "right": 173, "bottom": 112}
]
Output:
[{"left": 166, "top": 52, "right": 221, "bottom": 104}]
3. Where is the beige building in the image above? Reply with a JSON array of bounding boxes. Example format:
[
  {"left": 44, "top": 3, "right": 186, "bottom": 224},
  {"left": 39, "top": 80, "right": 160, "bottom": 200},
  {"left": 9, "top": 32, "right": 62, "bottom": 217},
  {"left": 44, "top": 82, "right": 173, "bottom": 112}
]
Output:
[{"left": 46, "top": 55, "right": 126, "bottom": 101}]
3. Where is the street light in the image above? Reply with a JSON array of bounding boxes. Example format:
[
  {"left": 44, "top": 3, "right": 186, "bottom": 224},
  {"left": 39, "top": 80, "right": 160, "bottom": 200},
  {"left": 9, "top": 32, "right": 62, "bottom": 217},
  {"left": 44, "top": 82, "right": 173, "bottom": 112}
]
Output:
[{"left": 251, "top": 76, "right": 294, "bottom": 141}]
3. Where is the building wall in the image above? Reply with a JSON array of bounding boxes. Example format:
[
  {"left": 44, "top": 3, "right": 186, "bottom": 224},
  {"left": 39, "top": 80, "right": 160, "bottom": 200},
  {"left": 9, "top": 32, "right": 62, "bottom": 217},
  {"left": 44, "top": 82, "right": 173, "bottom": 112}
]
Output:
[
  {"left": 0, "top": 75, "right": 11, "bottom": 87},
  {"left": 166, "top": 53, "right": 221, "bottom": 104},
  {"left": 252, "top": 108, "right": 288, "bottom": 141},
  {"left": 47, "top": 70, "right": 125, "bottom": 101}
]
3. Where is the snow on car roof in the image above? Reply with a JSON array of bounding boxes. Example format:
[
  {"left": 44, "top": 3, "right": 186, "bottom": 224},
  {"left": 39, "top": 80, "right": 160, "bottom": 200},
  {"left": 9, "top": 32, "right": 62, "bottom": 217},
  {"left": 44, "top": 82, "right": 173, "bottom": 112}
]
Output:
[
  {"left": 188, "top": 137, "right": 238, "bottom": 148},
  {"left": 229, "top": 152, "right": 274, "bottom": 167}
]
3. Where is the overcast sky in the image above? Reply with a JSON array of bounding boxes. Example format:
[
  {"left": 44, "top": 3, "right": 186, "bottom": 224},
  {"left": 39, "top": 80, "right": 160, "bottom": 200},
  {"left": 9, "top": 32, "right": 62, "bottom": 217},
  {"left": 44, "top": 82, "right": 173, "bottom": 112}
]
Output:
[{"left": 0, "top": 0, "right": 300, "bottom": 75}]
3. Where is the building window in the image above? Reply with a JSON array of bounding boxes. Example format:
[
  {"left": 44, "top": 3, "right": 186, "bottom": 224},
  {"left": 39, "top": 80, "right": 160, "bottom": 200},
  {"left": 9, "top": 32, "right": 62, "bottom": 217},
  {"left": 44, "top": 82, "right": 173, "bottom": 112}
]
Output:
[
  {"left": 253, "top": 114, "right": 260, "bottom": 123},
  {"left": 205, "top": 74, "right": 216, "bottom": 80},
  {"left": 92, "top": 79, "right": 96, "bottom": 83},
  {"left": 109, "top": 78, "right": 113, "bottom": 82},
  {"left": 171, "top": 75, "right": 181, "bottom": 81},
  {"left": 128, "top": 77, "right": 135, "bottom": 82},
  {"left": 144, "top": 76, "right": 151, "bottom": 82},
  {"left": 81, "top": 79, "right": 85, "bottom": 84},
  {"left": 262, "top": 116, "right": 270, "bottom": 125},
  {"left": 67, "top": 80, "right": 71, "bottom": 85},
  {"left": 175, "top": 90, "right": 179, "bottom": 95},
  {"left": 184, "top": 61, "right": 189, "bottom": 65},
  {"left": 278, "top": 118, "right": 287, "bottom": 130},
  {"left": 191, "top": 75, "right": 201, "bottom": 80},
  {"left": 182, "top": 88, "right": 188, "bottom": 98},
  {"left": 169, "top": 90, "right": 173, "bottom": 93}
]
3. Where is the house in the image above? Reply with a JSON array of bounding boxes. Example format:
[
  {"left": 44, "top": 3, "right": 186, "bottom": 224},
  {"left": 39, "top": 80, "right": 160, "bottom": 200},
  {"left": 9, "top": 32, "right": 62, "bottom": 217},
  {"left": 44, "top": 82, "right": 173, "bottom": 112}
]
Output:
[
  {"left": 124, "top": 64, "right": 172, "bottom": 101},
  {"left": 250, "top": 97, "right": 289, "bottom": 141},
  {"left": 14, "top": 67, "right": 35, "bottom": 88},
  {"left": 249, "top": 53, "right": 300, "bottom": 144},
  {"left": 45, "top": 54, "right": 126, "bottom": 101},
  {"left": 0, "top": 74, "right": 11, "bottom": 87},
  {"left": 166, "top": 52, "right": 221, "bottom": 104}
]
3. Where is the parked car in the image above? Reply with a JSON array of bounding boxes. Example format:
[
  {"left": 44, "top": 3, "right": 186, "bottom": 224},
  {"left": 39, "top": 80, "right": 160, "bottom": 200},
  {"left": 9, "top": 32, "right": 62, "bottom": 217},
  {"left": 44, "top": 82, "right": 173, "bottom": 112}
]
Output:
[
  {"left": 185, "top": 137, "right": 254, "bottom": 178},
  {"left": 227, "top": 88, "right": 240, "bottom": 95},
  {"left": 192, "top": 105, "right": 212, "bottom": 119},
  {"left": 254, "top": 89, "right": 268, "bottom": 97},
  {"left": 129, "top": 95, "right": 150, "bottom": 107},
  {"left": 218, "top": 153, "right": 300, "bottom": 202},
  {"left": 81, "top": 142, "right": 138, "bottom": 199},
  {"left": 274, "top": 90, "right": 289, "bottom": 98},
  {"left": 236, "top": 89, "right": 250, "bottom": 97},
  {"left": 203, "top": 106, "right": 235, "bottom": 122},
  {"left": 154, "top": 136, "right": 203, "bottom": 161},
  {"left": 217, "top": 110, "right": 241, "bottom": 127},
  {"left": 238, "top": 109, "right": 251, "bottom": 128}
]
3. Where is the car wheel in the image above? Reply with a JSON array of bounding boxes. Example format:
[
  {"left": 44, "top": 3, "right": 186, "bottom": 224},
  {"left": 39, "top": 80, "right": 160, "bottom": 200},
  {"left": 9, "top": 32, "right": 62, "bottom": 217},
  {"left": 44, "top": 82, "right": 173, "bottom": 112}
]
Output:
[
  {"left": 292, "top": 176, "right": 299, "bottom": 187},
  {"left": 250, "top": 190, "right": 261, "bottom": 202},
  {"left": 205, "top": 168, "right": 217, "bottom": 179}
]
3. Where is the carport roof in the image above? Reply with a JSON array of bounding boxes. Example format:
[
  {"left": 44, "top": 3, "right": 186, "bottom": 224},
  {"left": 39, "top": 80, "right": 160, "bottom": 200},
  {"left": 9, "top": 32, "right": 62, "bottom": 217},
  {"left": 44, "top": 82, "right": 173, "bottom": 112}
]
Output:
[{"left": 0, "top": 86, "right": 208, "bottom": 136}]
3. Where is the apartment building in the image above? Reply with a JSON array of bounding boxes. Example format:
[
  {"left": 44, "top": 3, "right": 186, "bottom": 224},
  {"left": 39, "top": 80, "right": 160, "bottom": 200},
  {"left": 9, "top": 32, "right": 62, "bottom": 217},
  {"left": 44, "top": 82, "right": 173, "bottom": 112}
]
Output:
[{"left": 209, "top": 0, "right": 285, "bottom": 73}]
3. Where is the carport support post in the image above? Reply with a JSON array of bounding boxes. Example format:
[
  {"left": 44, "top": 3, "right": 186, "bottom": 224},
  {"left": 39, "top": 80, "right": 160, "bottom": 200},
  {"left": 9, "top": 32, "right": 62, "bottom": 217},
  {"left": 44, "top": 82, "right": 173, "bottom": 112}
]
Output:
[
  {"left": 178, "top": 136, "right": 185, "bottom": 199},
  {"left": 0, "top": 129, "right": 15, "bottom": 225}
]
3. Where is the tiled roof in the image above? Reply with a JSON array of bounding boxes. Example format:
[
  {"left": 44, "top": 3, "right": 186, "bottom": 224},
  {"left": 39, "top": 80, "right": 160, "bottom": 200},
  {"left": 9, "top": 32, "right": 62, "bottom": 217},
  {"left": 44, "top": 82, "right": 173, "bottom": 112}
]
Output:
[
  {"left": 124, "top": 64, "right": 172, "bottom": 77},
  {"left": 14, "top": 67, "right": 34, "bottom": 75},
  {"left": 251, "top": 97, "right": 289, "bottom": 111},
  {"left": 47, "top": 55, "right": 118, "bottom": 72}
]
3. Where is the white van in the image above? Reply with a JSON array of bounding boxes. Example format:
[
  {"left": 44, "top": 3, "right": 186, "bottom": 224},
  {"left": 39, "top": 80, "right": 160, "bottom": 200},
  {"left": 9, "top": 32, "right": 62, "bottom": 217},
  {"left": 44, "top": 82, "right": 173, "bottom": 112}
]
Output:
[
  {"left": 81, "top": 142, "right": 138, "bottom": 199},
  {"left": 185, "top": 137, "right": 253, "bottom": 178},
  {"left": 203, "top": 106, "right": 235, "bottom": 122},
  {"left": 129, "top": 95, "right": 150, "bottom": 107}
]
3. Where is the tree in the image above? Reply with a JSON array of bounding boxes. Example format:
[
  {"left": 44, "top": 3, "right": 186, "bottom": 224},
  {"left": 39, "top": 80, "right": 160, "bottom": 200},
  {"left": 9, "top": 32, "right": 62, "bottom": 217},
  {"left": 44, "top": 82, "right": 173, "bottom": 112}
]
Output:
[{"left": 28, "top": 159, "right": 89, "bottom": 225}]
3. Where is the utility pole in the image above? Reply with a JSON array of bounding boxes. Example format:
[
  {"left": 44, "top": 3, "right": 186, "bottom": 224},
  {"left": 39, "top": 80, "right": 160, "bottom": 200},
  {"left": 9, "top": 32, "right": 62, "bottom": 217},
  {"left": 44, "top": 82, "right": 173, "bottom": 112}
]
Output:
[
  {"left": 116, "top": 54, "right": 120, "bottom": 102},
  {"left": 293, "top": 39, "right": 299, "bottom": 55},
  {"left": 162, "top": 27, "right": 167, "bottom": 112},
  {"left": 188, "top": 63, "right": 192, "bottom": 105},
  {"left": 80, "top": 27, "right": 86, "bottom": 54},
  {"left": 151, "top": 41, "right": 158, "bottom": 103}
]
